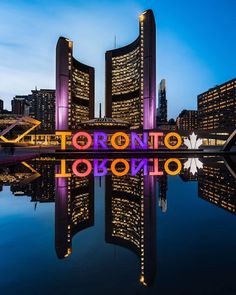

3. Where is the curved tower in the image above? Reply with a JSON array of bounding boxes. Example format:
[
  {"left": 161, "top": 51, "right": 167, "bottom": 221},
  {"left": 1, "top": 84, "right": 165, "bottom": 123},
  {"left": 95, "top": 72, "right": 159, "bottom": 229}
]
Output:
[
  {"left": 56, "top": 37, "right": 95, "bottom": 131},
  {"left": 105, "top": 172, "right": 157, "bottom": 287},
  {"left": 105, "top": 10, "right": 156, "bottom": 130},
  {"left": 55, "top": 170, "right": 94, "bottom": 259}
]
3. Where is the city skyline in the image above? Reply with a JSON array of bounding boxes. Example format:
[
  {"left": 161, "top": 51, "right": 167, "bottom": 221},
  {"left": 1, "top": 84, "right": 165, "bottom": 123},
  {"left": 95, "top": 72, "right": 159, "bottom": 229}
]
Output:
[
  {"left": 1, "top": 0, "right": 236, "bottom": 118},
  {"left": 0, "top": 2, "right": 236, "bottom": 293}
]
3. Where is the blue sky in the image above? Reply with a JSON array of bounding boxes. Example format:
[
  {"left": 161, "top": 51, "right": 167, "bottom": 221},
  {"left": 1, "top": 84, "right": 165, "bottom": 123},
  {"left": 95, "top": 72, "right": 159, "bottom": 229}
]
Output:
[{"left": 0, "top": 0, "right": 236, "bottom": 118}]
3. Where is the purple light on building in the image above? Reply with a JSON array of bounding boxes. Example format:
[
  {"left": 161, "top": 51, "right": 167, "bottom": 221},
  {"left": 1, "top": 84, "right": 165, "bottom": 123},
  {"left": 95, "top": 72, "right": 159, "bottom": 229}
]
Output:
[
  {"left": 142, "top": 174, "right": 156, "bottom": 285},
  {"left": 56, "top": 37, "right": 70, "bottom": 131},
  {"left": 55, "top": 164, "right": 70, "bottom": 259}
]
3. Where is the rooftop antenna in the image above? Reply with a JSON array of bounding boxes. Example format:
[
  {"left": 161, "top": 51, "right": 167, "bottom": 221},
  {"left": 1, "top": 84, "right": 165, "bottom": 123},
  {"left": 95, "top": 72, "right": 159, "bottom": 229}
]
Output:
[
  {"left": 114, "top": 35, "right": 117, "bottom": 49},
  {"left": 99, "top": 102, "right": 102, "bottom": 118}
]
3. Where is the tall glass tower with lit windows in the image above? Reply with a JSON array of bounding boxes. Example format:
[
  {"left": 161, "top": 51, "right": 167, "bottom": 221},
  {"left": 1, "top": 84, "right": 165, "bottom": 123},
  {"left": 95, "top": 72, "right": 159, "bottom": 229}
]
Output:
[
  {"left": 56, "top": 37, "right": 95, "bottom": 131},
  {"left": 105, "top": 10, "right": 156, "bottom": 130},
  {"left": 105, "top": 173, "right": 156, "bottom": 286}
]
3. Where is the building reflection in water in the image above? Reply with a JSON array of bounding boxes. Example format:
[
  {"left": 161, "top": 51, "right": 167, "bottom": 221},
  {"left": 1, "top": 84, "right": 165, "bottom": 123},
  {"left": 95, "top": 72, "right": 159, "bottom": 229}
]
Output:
[
  {"left": 105, "top": 173, "right": 156, "bottom": 286},
  {"left": 0, "top": 160, "right": 54, "bottom": 203},
  {"left": 55, "top": 166, "right": 94, "bottom": 258},
  {"left": 198, "top": 158, "right": 236, "bottom": 215},
  {"left": 158, "top": 175, "right": 167, "bottom": 213},
  {"left": 0, "top": 156, "right": 236, "bottom": 286},
  {"left": 55, "top": 162, "right": 157, "bottom": 286},
  {"left": 179, "top": 170, "right": 198, "bottom": 182}
]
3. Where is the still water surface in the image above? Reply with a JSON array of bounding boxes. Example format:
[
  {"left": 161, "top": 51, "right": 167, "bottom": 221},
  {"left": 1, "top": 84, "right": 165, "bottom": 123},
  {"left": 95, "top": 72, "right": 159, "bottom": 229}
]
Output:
[{"left": 0, "top": 156, "right": 236, "bottom": 295}]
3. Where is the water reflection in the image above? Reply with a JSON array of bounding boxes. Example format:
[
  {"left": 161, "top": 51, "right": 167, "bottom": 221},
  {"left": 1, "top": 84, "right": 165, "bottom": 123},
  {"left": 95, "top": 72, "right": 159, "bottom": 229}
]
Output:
[
  {"left": 55, "top": 171, "right": 94, "bottom": 259},
  {"left": 198, "top": 158, "right": 236, "bottom": 214},
  {"left": 0, "top": 156, "right": 235, "bottom": 289},
  {"left": 158, "top": 175, "right": 168, "bottom": 213},
  {"left": 55, "top": 165, "right": 156, "bottom": 286},
  {"left": 7, "top": 161, "right": 55, "bottom": 202},
  {"left": 105, "top": 174, "right": 156, "bottom": 286}
]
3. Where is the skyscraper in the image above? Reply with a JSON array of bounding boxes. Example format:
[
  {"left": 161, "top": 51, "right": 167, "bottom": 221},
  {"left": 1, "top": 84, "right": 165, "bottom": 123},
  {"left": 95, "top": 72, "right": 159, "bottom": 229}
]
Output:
[
  {"left": 157, "top": 79, "right": 167, "bottom": 125},
  {"left": 198, "top": 78, "right": 236, "bottom": 133},
  {"left": 11, "top": 95, "right": 30, "bottom": 115},
  {"left": 31, "top": 89, "right": 55, "bottom": 131},
  {"left": 56, "top": 37, "right": 95, "bottom": 131},
  {"left": 55, "top": 171, "right": 94, "bottom": 259},
  {"left": 105, "top": 9, "right": 156, "bottom": 130},
  {"left": 158, "top": 174, "right": 168, "bottom": 213},
  {"left": 0, "top": 99, "right": 3, "bottom": 114},
  {"left": 105, "top": 172, "right": 156, "bottom": 286}
]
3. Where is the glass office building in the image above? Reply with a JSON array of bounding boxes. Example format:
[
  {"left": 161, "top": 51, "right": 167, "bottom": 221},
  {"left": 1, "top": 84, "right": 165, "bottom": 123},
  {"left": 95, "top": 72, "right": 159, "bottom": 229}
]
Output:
[
  {"left": 198, "top": 78, "right": 236, "bottom": 134},
  {"left": 56, "top": 37, "right": 95, "bottom": 131},
  {"left": 105, "top": 10, "right": 156, "bottom": 130},
  {"left": 105, "top": 172, "right": 156, "bottom": 286}
]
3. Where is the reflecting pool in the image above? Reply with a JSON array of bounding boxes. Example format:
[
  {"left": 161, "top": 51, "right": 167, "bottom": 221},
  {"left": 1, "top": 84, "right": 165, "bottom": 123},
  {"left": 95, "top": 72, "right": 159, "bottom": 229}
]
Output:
[{"left": 0, "top": 156, "right": 236, "bottom": 295}]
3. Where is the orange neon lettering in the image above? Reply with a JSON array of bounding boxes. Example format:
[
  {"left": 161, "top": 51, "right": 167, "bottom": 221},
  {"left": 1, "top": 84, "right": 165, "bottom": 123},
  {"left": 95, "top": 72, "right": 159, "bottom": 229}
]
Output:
[
  {"left": 110, "top": 132, "right": 130, "bottom": 150},
  {"left": 164, "top": 132, "right": 182, "bottom": 150},
  {"left": 56, "top": 131, "right": 72, "bottom": 150},
  {"left": 110, "top": 159, "right": 129, "bottom": 176},
  {"left": 55, "top": 160, "right": 71, "bottom": 178},
  {"left": 164, "top": 158, "right": 182, "bottom": 175}
]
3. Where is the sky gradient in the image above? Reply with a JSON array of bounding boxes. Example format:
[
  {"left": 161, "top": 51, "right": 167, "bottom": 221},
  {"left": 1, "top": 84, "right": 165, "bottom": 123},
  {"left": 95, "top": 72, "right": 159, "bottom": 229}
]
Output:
[{"left": 0, "top": 0, "right": 236, "bottom": 118}]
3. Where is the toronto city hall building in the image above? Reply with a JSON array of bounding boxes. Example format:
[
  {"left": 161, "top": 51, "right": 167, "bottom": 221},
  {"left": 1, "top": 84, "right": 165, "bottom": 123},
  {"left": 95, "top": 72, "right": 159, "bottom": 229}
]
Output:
[
  {"left": 105, "top": 9, "right": 156, "bottom": 130},
  {"left": 56, "top": 37, "right": 95, "bottom": 131},
  {"left": 54, "top": 164, "right": 156, "bottom": 286},
  {"left": 55, "top": 10, "right": 156, "bottom": 132}
]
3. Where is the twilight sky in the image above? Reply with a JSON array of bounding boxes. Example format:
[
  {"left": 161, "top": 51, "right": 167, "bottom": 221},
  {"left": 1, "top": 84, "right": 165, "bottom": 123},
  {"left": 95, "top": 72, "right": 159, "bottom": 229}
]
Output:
[{"left": 0, "top": 0, "right": 236, "bottom": 118}]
